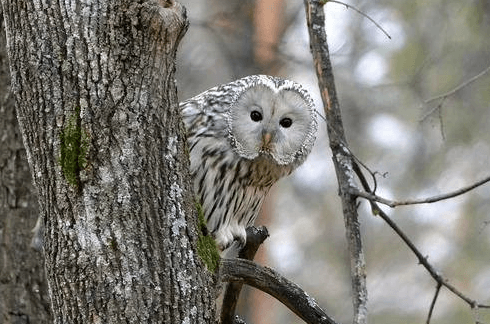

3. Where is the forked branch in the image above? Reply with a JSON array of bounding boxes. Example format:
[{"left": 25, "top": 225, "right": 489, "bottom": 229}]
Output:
[
  {"left": 352, "top": 161, "right": 490, "bottom": 322},
  {"left": 425, "top": 65, "right": 490, "bottom": 104},
  {"left": 220, "top": 226, "right": 269, "bottom": 324},
  {"left": 421, "top": 64, "right": 490, "bottom": 125},
  {"left": 220, "top": 258, "right": 340, "bottom": 324},
  {"left": 350, "top": 174, "right": 490, "bottom": 208},
  {"left": 220, "top": 227, "right": 340, "bottom": 324}
]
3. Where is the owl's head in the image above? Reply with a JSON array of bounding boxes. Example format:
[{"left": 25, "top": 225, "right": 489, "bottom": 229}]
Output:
[{"left": 227, "top": 75, "right": 317, "bottom": 166}]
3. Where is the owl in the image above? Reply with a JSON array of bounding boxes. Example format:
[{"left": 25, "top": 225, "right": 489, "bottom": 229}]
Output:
[{"left": 180, "top": 75, "right": 317, "bottom": 250}]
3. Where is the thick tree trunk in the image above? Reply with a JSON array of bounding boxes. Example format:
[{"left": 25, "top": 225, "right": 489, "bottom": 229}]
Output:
[
  {"left": 1, "top": 2, "right": 216, "bottom": 323},
  {"left": 0, "top": 9, "right": 51, "bottom": 323}
]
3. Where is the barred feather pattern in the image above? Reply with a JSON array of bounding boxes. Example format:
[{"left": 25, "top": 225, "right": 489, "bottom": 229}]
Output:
[{"left": 180, "top": 75, "right": 317, "bottom": 250}]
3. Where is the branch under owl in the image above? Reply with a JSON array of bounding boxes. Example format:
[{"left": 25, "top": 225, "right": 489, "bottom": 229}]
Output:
[
  {"left": 219, "top": 226, "right": 269, "bottom": 324},
  {"left": 220, "top": 258, "right": 340, "bottom": 324},
  {"left": 219, "top": 226, "right": 340, "bottom": 324}
]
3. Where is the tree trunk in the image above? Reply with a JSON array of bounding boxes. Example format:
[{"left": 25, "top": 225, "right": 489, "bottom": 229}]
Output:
[
  {"left": 1, "top": 2, "right": 216, "bottom": 323},
  {"left": 0, "top": 8, "right": 51, "bottom": 323}
]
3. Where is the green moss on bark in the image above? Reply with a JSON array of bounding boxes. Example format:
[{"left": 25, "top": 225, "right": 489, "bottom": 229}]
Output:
[
  {"left": 195, "top": 200, "right": 220, "bottom": 272},
  {"left": 59, "top": 107, "right": 89, "bottom": 188}
]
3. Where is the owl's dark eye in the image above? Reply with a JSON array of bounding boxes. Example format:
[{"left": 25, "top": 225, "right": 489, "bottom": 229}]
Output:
[
  {"left": 279, "top": 117, "right": 293, "bottom": 128},
  {"left": 250, "top": 110, "right": 263, "bottom": 122}
]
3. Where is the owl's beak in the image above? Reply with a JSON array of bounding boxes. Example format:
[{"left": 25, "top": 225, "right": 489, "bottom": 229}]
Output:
[{"left": 261, "top": 132, "right": 273, "bottom": 150}]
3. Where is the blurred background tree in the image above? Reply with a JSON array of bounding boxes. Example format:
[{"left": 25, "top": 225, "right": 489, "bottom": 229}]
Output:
[{"left": 177, "top": 0, "right": 490, "bottom": 323}]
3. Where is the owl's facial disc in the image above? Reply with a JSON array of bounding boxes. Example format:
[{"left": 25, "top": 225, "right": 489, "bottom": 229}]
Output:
[{"left": 228, "top": 84, "right": 316, "bottom": 165}]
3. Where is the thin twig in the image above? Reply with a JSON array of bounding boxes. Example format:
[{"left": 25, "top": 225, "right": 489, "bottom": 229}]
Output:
[
  {"left": 437, "top": 100, "right": 446, "bottom": 140},
  {"left": 426, "top": 283, "right": 442, "bottom": 324},
  {"left": 315, "top": 110, "right": 327, "bottom": 123},
  {"left": 324, "top": 0, "right": 391, "bottom": 39},
  {"left": 473, "top": 304, "right": 481, "bottom": 324},
  {"left": 369, "top": 195, "right": 489, "bottom": 310},
  {"left": 425, "top": 65, "right": 490, "bottom": 104},
  {"left": 353, "top": 162, "right": 490, "bottom": 311},
  {"left": 421, "top": 64, "right": 490, "bottom": 135},
  {"left": 348, "top": 147, "right": 380, "bottom": 193},
  {"left": 351, "top": 174, "right": 490, "bottom": 208},
  {"left": 419, "top": 95, "right": 445, "bottom": 122}
]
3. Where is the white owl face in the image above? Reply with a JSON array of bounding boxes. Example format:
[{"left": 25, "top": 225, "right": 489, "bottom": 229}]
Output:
[{"left": 228, "top": 81, "right": 317, "bottom": 165}]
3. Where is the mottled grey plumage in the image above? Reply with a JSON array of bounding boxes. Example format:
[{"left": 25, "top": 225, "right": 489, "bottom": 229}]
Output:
[{"left": 180, "top": 75, "right": 317, "bottom": 250}]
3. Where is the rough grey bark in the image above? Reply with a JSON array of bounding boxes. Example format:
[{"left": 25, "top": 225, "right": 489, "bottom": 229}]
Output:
[
  {"left": 1, "top": 2, "right": 216, "bottom": 323},
  {"left": 304, "top": 1, "right": 367, "bottom": 323},
  {"left": 0, "top": 9, "right": 51, "bottom": 323}
]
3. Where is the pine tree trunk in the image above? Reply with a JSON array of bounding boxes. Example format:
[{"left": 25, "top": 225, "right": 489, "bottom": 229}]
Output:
[{"left": 1, "top": 2, "right": 216, "bottom": 323}]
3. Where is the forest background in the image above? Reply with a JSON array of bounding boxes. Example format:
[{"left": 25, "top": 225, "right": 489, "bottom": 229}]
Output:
[
  {"left": 176, "top": 0, "right": 490, "bottom": 323},
  {"left": 0, "top": 0, "right": 489, "bottom": 323}
]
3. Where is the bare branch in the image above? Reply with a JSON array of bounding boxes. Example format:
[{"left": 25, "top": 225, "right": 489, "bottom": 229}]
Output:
[
  {"left": 473, "top": 305, "right": 484, "bottom": 324},
  {"left": 238, "top": 226, "right": 270, "bottom": 260},
  {"left": 324, "top": 0, "right": 391, "bottom": 39},
  {"left": 304, "top": 1, "right": 368, "bottom": 323},
  {"left": 425, "top": 65, "right": 490, "bottom": 104},
  {"left": 419, "top": 93, "right": 448, "bottom": 141},
  {"left": 437, "top": 101, "right": 446, "bottom": 140},
  {"left": 421, "top": 64, "right": 490, "bottom": 137},
  {"left": 369, "top": 192, "right": 490, "bottom": 310},
  {"left": 349, "top": 147, "right": 382, "bottom": 193},
  {"left": 220, "top": 226, "right": 269, "bottom": 324},
  {"left": 426, "top": 283, "right": 441, "bottom": 324},
  {"left": 220, "top": 258, "right": 340, "bottom": 324},
  {"left": 351, "top": 175, "right": 490, "bottom": 208},
  {"left": 353, "top": 163, "right": 490, "bottom": 312}
]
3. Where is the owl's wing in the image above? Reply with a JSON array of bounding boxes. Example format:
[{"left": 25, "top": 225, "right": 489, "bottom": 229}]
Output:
[{"left": 179, "top": 86, "right": 236, "bottom": 139}]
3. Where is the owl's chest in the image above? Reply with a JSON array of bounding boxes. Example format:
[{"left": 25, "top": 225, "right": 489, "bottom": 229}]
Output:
[
  {"left": 245, "top": 155, "right": 292, "bottom": 188},
  {"left": 190, "top": 141, "right": 291, "bottom": 202}
]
